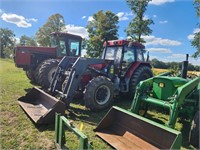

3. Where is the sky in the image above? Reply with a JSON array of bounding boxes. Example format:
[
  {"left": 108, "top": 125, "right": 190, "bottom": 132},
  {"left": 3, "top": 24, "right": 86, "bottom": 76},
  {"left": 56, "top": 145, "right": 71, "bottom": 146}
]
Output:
[{"left": 0, "top": 0, "right": 200, "bottom": 66}]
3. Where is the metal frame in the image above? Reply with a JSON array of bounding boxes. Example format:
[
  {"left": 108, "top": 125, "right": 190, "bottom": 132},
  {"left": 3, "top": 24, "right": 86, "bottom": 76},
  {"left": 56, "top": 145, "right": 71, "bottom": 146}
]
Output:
[
  {"left": 55, "top": 113, "right": 92, "bottom": 150},
  {"left": 130, "top": 75, "right": 200, "bottom": 128}
]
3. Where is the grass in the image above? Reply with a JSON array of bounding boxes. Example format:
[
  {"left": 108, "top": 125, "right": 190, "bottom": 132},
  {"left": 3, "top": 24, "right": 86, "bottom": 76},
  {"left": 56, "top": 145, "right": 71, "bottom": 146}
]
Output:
[{"left": 0, "top": 59, "right": 196, "bottom": 149}]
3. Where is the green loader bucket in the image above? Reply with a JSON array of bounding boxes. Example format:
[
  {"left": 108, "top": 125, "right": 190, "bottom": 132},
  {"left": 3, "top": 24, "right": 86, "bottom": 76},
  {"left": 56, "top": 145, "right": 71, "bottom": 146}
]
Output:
[
  {"left": 95, "top": 106, "right": 182, "bottom": 150},
  {"left": 18, "top": 87, "right": 65, "bottom": 124}
]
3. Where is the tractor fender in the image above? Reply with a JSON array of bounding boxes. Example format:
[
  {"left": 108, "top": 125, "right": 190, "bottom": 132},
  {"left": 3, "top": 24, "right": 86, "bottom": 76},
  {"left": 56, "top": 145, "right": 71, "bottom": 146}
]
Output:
[{"left": 125, "top": 62, "right": 152, "bottom": 78}]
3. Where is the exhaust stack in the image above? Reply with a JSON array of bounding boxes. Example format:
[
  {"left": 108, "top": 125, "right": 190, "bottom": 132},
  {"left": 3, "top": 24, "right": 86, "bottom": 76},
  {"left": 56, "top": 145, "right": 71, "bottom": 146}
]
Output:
[{"left": 181, "top": 54, "right": 189, "bottom": 79}]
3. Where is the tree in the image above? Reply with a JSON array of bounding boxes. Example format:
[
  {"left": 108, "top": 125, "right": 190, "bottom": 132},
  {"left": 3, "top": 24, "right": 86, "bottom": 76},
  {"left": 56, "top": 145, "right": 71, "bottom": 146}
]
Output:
[
  {"left": 87, "top": 10, "right": 119, "bottom": 57},
  {"left": 151, "top": 58, "right": 168, "bottom": 69},
  {"left": 192, "top": 0, "right": 200, "bottom": 58},
  {"left": 125, "top": 0, "right": 154, "bottom": 43},
  {"left": 20, "top": 35, "right": 37, "bottom": 46},
  {"left": 36, "top": 14, "right": 66, "bottom": 46},
  {"left": 0, "top": 28, "right": 15, "bottom": 58}
]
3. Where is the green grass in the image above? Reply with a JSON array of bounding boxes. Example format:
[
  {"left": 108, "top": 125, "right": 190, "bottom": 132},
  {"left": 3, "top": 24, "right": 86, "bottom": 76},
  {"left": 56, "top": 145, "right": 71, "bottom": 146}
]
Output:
[{"left": 0, "top": 59, "right": 195, "bottom": 149}]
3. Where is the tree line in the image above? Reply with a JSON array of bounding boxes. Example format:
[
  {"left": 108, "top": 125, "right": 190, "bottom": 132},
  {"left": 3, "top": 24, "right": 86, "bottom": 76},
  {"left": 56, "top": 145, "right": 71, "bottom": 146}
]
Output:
[
  {"left": 0, "top": 0, "right": 199, "bottom": 59},
  {"left": 150, "top": 58, "right": 199, "bottom": 71}
]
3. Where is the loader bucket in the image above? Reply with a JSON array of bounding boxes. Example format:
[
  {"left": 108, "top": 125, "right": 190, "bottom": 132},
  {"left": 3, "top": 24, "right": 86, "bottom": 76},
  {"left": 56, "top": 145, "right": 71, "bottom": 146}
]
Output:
[
  {"left": 18, "top": 87, "right": 65, "bottom": 124},
  {"left": 95, "top": 106, "right": 182, "bottom": 150}
]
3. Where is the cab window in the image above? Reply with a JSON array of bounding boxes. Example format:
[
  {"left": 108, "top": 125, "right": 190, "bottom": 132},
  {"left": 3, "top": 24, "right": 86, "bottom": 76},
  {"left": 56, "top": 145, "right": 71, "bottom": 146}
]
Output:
[
  {"left": 68, "top": 39, "right": 80, "bottom": 56},
  {"left": 59, "top": 40, "right": 66, "bottom": 55},
  {"left": 137, "top": 49, "right": 145, "bottom": 61},
  {"left": 104, "top": 46, "right": 122, "bottom": 64},
  {"left": 123, "top": 47, "right": 135, "bottom": 63}
]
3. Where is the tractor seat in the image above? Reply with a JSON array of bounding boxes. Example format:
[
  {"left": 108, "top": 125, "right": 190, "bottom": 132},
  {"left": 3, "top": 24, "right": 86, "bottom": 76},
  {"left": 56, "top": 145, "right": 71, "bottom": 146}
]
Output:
[{"left": 152, "top": 76, "right": 188, "bottom": 101}]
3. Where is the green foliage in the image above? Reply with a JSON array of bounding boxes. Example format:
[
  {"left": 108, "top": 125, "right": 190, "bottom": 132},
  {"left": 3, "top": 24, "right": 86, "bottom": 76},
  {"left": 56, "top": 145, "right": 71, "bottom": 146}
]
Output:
[
  {"left": 194, "top": 0, "right": 200, "bottom": 16},
  {"left": 125, "top": 0, "right": 154, "bottom": 43},
  {"left": 151, "top": 58, "right": 168, "bottom": 69},
  {"left": 191, "top": 25, "right": 200, "bottom": 58},
  {"left": 36, "top": 14, "right": 66, "bottom": 46},
  {"left": 192, "top": 0, "right": 200, "bottom": 58},
  {"left": 151, "top": 58, "right": 199, "bottom": 71},
  {"left": 87, "top": 10, "right": 119, "bottom": 57},
  {"left": 0, "top": 28, "right": 15, "bottom": 58},
  {"left": 19, "top": 35, "right": 37, "bottom": 46}
]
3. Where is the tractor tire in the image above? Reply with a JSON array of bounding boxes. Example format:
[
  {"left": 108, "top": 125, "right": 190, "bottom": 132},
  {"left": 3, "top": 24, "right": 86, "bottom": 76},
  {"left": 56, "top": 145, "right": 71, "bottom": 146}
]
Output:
[
  {"left": 189, "top": 111, "right": 199, "bottom": 149},
  {"left": 38, "top": 59, "right": 59, "bottom": 89},
  {"left": 84, "top": 76, "right": 114, "bottom": 111},
  {"left": 34, "top": 61, "right": 46, "bottom": 85},
  {"left": 26, "top": 70, "right": 36, "bottom": 83},
  {"left": 128, "top": 66, "right": 153, "bottom": 100}
]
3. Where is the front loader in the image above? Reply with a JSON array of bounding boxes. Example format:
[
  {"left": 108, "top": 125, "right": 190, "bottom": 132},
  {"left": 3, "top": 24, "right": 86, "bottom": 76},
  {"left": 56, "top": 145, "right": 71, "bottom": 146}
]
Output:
[
  {"left": 18, "top": 40, "right": 153, "bottom": 124},
  {"left": 95, "top": 54, "right": 200, "bottom": 149}
]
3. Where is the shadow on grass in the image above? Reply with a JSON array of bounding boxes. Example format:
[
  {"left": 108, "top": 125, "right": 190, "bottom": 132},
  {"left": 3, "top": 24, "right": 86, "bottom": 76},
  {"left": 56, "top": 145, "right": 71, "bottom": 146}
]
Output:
[{"left": 32, "top": 96, "right": 132, "bottom": 132}]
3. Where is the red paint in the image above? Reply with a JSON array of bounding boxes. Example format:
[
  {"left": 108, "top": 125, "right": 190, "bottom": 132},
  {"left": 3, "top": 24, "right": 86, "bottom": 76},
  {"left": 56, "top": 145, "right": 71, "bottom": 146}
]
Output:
[
  {"left": 89, "top": 63, "right": 107, "bottom": 70},
  {"left": 15, "top": 46, "right": 56, "bottom": 66},
  {"left": 103, "top": 40, "right": 144, "bottom": 49},
  {"left": 81, "top": 74, "right": 92, "bottom": 85}
]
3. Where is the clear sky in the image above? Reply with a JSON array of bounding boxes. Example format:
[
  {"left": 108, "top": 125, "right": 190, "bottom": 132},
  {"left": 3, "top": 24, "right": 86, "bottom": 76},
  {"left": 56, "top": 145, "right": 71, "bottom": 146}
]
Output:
[{"left": 0, "top": 0, "right": 199, "bottom": 65}]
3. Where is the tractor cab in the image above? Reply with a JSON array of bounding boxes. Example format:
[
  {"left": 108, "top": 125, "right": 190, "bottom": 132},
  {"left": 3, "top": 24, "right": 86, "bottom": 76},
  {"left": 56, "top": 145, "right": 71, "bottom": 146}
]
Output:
[
  {"left": 102, "top": 40, "right": 147, "bottom": 76},
  {"left": 50, "top": 32, "right": 82, "bottom": 58}
]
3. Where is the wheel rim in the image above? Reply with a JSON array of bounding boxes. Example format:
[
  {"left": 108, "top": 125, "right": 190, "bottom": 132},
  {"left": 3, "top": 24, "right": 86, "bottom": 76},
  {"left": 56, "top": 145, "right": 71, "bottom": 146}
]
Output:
[
  {"left": 48, "top": 67, "right": 56, "bottom": 83},
  {"left": 95, "top": 85, "right": 111, "bottom": 105}
]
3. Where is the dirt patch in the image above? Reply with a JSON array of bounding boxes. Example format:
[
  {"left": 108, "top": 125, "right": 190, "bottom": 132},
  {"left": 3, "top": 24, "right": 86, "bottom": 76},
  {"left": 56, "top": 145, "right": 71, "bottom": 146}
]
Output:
[{"left": 0, "top": 110, "right": 18, "bottom": 126}]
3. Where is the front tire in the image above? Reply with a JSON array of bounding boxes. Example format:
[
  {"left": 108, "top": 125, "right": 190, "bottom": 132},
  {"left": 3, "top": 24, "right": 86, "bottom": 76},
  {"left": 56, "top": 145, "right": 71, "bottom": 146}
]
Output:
[
  {"left": 84, "top": 76, "right": 114, "bottom": 111},
  {"left": 38, "top": 59, "right": 59, "bottom": 89}
]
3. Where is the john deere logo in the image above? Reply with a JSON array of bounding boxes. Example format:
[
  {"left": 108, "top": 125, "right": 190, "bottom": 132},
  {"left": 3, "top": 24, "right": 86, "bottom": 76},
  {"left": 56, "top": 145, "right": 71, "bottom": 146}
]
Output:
[{"left": 159, "top": 82, "right": 165, "bottom": 88}]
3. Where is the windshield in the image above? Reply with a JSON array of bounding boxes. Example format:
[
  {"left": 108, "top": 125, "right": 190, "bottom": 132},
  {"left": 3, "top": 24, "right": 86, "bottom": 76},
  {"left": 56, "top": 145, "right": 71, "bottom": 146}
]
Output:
[
  {"left": 123, "top": 46, "right": 135, "bottom": 63},
  {"left": 123, "top": 45, "right": 145, "bottom": 62},
  {"left": 103, "top": 46, "right": 123, "bottom": 63},
  {"left": 68, "top": 39, "right": 80, "bottom": 56}
]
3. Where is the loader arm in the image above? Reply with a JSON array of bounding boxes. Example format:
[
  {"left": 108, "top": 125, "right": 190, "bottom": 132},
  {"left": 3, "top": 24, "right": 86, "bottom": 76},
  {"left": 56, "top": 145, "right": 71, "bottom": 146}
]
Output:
[
  {"left": 175, "top": 77, "right": 200, "bottom": 106},
  {"left": 130, "top": 72, "right": 172, "bottom": 112},
  {"left": 49, "top": 56, "right": 77, "bottom": 93},
  {"left": 60, "top": 57, "right": 105, "bottom": 106}
]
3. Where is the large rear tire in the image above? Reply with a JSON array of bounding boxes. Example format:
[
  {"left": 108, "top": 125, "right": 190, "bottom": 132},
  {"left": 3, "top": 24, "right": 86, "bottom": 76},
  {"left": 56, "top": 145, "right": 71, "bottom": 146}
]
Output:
[
  {"left": 38, "top": 59, "right": 59, "bottom": 89},
  {"left": 84, "top": 76, "right": 114, "bottom": 111},
  {"left": 189, "top": 111, "right": 199, "bottom": 149},
  {"left": 129, "top": 66, "right": 153, "bottom": 99}
]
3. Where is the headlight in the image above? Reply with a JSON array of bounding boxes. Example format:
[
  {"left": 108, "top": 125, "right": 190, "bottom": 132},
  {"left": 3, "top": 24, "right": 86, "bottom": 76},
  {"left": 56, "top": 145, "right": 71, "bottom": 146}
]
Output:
[{"left": 159, "top": 82, "right": 165, "bottom": 88}]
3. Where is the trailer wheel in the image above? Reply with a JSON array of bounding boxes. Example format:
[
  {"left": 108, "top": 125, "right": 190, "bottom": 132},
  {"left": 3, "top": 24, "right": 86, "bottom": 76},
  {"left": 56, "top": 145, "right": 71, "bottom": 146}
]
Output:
[
  {"left": 129, "top": 66, "right": 153, "bottom": 99},
  {"left": 38, "top": 59, "right": 59, "bottom": 89},
  {"left": 26, "top": 70, "right": 35, "bottom": 83},
  {"left": 189, "top": 111, "right": 199, "bottom": 149},
  {"left": 84, "top": 76, "right": 114, "bottom": 111}
]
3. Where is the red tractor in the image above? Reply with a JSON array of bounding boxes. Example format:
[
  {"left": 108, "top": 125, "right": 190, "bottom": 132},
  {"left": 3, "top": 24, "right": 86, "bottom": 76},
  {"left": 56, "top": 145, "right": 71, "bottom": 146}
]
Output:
[
  {"left": 18, "top": 39, "right": 153, "bottom": 124},
  {"left": 14, "top": 32, "right": 82, "bottom": 88}
]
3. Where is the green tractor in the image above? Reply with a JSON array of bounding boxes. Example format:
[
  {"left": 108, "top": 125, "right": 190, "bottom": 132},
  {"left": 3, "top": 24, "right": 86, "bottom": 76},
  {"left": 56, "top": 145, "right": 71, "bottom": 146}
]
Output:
[{"left": 95, "top": 54, "right": 200, "bottom": 149}]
